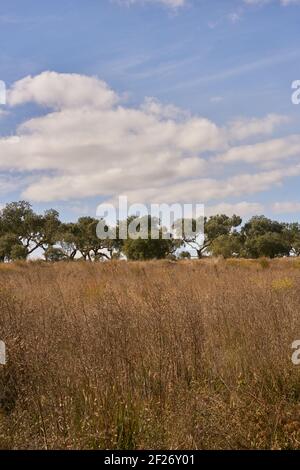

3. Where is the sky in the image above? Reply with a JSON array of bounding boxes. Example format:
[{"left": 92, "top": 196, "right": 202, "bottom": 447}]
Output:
[{"left": 0, "top": 0, "right": 300, "bottom": 222}]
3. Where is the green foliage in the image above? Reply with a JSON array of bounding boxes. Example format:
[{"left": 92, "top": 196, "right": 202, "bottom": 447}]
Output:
[
  {"left": 174, "top": 214, "right": 242, "bottom": 259},
  {"left": 244, "top": 233, "right": 290, "bottom": 259},
  {"left": 123, "top": 216, "right": 175, "bottom": 261},
  {"left": 123, "top": 237, "right": 174, "bottom": 261},
  {"left": 44, "top": 247, "right": 66, "bottom": 262},
  {"left": 242, "top": 215, "right": 283, "bottom": 238},
  {"left": 211, "top": 233, "right": 243, "bottom": 259},
  {"left": 58, "top": 217, "right": 121, "bottom": 261},
  {"left": 0, "top": 201, "right": 300, "bottom": 262},
  {"left": 10, "top": 245, "right": 29, "bottom": 261},
  {"left": 0, "top": 234, "right": 26, "bottom": 262},
  {"left": 284, "top": 222, "right": 300, "bottom": 256},
  {"left": 241, "top": 217, "right": 291, "bottom": 258},
  {"left": 179, "top": 251, "right": 191, "bottom": 259},
  {"left": 0, "top": 201, "right": 61, "bottom": 260}
]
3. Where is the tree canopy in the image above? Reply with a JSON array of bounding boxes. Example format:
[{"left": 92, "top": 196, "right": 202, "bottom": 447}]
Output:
[{"left": 0, "top": 201, "right": 299, "bottom": 261}]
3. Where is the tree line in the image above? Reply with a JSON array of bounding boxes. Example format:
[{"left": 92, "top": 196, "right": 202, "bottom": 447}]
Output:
[{"left": 0, "top": 201, "right": 300, "bottom": 262}]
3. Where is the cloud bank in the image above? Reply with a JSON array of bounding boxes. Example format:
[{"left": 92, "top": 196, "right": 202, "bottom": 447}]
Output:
[{"left": 0, "top": 71, "right": 297, "bottom": 212}]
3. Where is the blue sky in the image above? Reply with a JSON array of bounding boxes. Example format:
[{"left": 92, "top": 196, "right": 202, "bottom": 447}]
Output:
[{"left": 0, "top": 0, "right": 300, "bottom": 221}]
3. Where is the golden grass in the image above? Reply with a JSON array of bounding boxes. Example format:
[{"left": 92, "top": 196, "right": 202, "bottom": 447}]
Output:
[
  {"left": 272, "top": 278, "right": 294, "bottom": 291},
  {"left": 0, "top": 259, "right": 300, "bottom": 449}
]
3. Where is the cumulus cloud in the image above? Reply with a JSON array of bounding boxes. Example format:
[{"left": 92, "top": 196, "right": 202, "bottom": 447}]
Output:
[
  {"left": 8, "top": 72, "right": 118, "bottom": 110},
  {"left": 216, "top": 135, "right": 300, "bottom": 166},
  {"left": 0, "top": 71, "right": 297, "bottom": 210},
  {"left": 227, "top": 114, "right": 289, "bottom": 142},
  {"left": 1, "top": 72, "right": 226, "bottom": 202},
  {"left": 272, "top": 202, "right": 300, "bottom": 213}
]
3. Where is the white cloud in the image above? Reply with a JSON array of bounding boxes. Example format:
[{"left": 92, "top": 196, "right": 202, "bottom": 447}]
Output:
[
  {"left": 141, "top": 97, "right": 190, "bottom": 120},
  {"left": 8, "top": 71, "right": 118, "bottom": 110},
  {"left": 206, "top": 201, "right": 264, "bottom": 217},
  {"left": 227, "top": 114, "right": 289, "bottom": 142},
  {"left": 2, "top": 72, "right": 225, "bottom": 202},
  {"left": 272, "top": 202, "right": 300, "bottom": 213},
  {"left": 216, "top": 135, "right": 300, "bottom": 166},
  {"left": 105, "top": 165, "right": 300, "bottom": 207},
  {"left": 0, "top": 71, "right": 298, "bottom": 207}
]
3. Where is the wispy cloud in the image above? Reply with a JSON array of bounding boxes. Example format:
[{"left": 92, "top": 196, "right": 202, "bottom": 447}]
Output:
[
  {"left": 244, "top": 0, "right": 300, "bottom": 6},
  {"left": 228, "top": 12, "right": 242, "bottom": 23},
  {"left": 165, "top": 49, "right": 300, "bottom": 91},
  {"left": 114, "top": 0, "right": 186, "bottom": 9}
]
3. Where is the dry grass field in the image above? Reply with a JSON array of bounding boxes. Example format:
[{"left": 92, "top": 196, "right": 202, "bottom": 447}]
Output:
[{"left": 0, "top": 258, "right": 300, "bottom": 449}]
